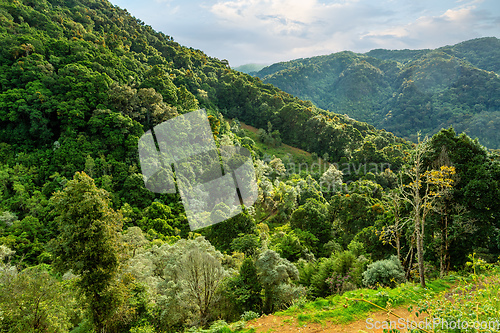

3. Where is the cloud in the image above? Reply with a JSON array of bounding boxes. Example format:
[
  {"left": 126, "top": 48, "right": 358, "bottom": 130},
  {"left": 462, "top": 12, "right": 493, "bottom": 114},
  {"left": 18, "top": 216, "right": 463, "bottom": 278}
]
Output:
[
  {"left": 208, "top": 0, "right": 398, "bottom": 63},
  {"left": 111, "top": 0, "right": 500, "bottom": 66},
  {"left": 361, "top": 0, "right": 500, "bottom": 50},
  {"left": 210, "top": 0, "right": 383, "bottom": 37}
]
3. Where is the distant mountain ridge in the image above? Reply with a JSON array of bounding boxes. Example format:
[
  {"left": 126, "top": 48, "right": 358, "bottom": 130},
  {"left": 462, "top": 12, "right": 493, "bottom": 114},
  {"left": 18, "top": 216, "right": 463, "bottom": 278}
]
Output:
[
  {"left": 234, "top": 63, "right": 269, "bottom": 74},
  {"left": 254, "top": 37, "right": 500, "bottom": 148}
]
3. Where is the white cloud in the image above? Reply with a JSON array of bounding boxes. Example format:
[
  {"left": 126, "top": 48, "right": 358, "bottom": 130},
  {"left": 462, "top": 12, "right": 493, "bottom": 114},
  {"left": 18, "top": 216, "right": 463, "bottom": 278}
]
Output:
[
  {"left": 111, "top": 0, "right": 500, "bottom": 66},
  {"left": 361, "top": 0, "right": 498, "bottom": 50},
  {"left": 208, "top": 0, "right": 396, "bottom": 63},
  {"left": 210, "top": 0, "right": 371, "bottom": 36}
]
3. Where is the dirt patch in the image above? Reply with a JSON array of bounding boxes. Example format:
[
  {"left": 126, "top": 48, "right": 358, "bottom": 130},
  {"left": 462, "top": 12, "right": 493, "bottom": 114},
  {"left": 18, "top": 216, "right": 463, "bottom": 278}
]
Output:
[
  {"left": 241, "top": 122, "right": 260, "bottom": 134},
  {"left": 247, "top": 307, "right": 428, "bottom": 333}
]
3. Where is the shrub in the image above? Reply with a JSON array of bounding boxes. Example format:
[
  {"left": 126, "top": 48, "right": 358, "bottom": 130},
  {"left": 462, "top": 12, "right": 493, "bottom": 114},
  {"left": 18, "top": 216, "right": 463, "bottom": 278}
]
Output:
[
  {"left": 362, "top": 255, "right": 405, "bottom": 288},
  {"left": 347, "top": 240, "right": 365, "bottom": 257},
  {"left": 309, "top": 257, "right": 336, "bottom": 297},
  {"left": 273, "top": 283, "right": 307, "bottom": 310},
  {"left": 351, "top": 255, "right": 371, "bottom": 286},
  {"left": 332, "top": 250, "right": 356, "bottom": 275},
  {"left": 206, "top": 320, "right": 232, "bottom": 333},
  {"left": 323, "top": 240, "right": 342, "bottom": 256},
  {"left": 309, "top": 250, "right": 356, "bottom": 297},
  {"left": 130, "top": 324, "right": 155, "bottom": 333},
  {"left": 240, "top": 311, "right": 259, "bottom": 322},
  {"left": 326, "top": 269, "right": 353, "bottom": 295}
]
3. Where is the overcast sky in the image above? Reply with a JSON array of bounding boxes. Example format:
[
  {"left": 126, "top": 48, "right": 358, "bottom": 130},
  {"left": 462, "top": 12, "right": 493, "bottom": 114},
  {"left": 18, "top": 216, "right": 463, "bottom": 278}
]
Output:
[{"left": 109, "top": 0, "right": 500, "bottom": 67}]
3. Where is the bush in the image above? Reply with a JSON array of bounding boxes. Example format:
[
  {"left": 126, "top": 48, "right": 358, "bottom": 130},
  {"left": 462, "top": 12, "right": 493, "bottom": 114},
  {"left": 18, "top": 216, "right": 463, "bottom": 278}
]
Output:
[
  {"left": 274, "top": 283, "right": 307, "bottom": 310},
  {"left": 130, "top": 324, "right": 155, "bottom": 333},
  {"left": 309, "top": 257, "right": 336, "bottom": 298},
  {"left": 185, "top": 320, "right": 232, "bottom": 333},
  {"left": 351, "top": 255, "right": 371, "bottom": 286},
  {"left": 309, "top": 250, "right": 356, "bottom": 298},
  {"left": 240, "top": 311, "right": 260, "bottom": 321},
  {"left": 362, "top": 255, "right": 405, "bottom": 288},
  {"left": 206, "top": 320, "right": 232, "bottom": 333},
  {"left": 347, "top": 240, "right": 365, "bottom": 257}
]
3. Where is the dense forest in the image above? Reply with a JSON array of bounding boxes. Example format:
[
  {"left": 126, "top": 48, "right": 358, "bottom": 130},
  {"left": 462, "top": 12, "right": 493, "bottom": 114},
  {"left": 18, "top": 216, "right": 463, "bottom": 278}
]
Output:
[
  {"left": 0, "top": 0, "right": 499, "bottom": 332},
  {"left": 253, "top": 37, "right": 500, "bottom": 148}
]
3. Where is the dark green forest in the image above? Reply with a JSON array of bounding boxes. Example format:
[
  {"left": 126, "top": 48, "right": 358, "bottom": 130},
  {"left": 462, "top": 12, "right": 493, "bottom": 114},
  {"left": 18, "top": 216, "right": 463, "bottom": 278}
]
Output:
[
  {"left": 253, "top": 37, "right": 500, "bottom": 148},
  {"left": 0, "top": 0, "right": 500, "bottom": 332}
]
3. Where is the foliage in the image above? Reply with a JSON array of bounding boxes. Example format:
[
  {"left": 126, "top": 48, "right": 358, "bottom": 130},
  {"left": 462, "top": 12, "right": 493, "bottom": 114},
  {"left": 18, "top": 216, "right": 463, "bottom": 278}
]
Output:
[
  {"left": 0, "top": 264, "right": 77, "bottom": 333},
  {"left": 155, "top": 237, "right": 228, "bottom": 329},
  {"left": 255, "top": 38, "right": 500, "bottom": 148},
  {"left": 224, "top": 257, "right": 263, "bottom": 316},
  {"left": 277, "top": 274, "right": 454, "bottom": 327},
  {"left": 362, "top": 255, "right": 405, "bottom": 288},
  {"left": 398, "top": 262, "right": 500, "bottom": 333},
  {"left": 50, "top": 172, "right": 123, "bottom": 332},
  {"left": 240, "top": 311, "right": 260, "bottom": 321},
  {"left": 0, "top": 0, "right": 498, "bottom": 331},
  {"left": 398, "top": 136, "right": 456, "bottom": 287},
  {"left": 255, "top": 249, "right": 303, "bottom": 313}
]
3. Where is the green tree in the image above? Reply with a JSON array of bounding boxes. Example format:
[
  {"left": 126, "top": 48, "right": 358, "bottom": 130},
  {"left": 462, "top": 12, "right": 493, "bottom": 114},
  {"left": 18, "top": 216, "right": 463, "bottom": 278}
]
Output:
[
  {"left": 208, "top": 210, "right": 256, "bottom": 252},
  {"left": 255, "top": 249, "right": 302, "bottom": 313},
  {"left": 225, "top": 257, "right": 262, "bottom": 315},
  {"left": 51, "top": 172, "right": 123, "bottom": 333},
  {"left": 156, "top": 237, "right": 228, "bottom": 328},
  {"left": 0, "top": 264, "right": 77, "bottom": 333},
  {"left": 319, "top": 164, "right": 343, "bottom": 193},
  {"left": 290, "top": 198, "right": 331, "bottom": 255}
]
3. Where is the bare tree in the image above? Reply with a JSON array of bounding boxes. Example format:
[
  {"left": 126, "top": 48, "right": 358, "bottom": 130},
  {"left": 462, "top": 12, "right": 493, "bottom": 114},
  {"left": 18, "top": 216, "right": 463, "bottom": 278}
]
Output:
[{"left": 398, "top": 136, "right": 455, "bottom": 287}]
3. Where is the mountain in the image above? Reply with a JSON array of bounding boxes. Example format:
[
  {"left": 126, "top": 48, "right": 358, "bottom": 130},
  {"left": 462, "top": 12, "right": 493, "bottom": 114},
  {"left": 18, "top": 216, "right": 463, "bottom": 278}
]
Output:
[
  {"left": 234, "top": 63, "right": 269, "bottom": 74},
  {"left": 1, "top": 1, "right": 500, "bottom": 332},
  {"left": 254, "top": 38, "right": 500, "bottom": 148},
  {"left": 0, "top": 0, "right": 411, "bottom": 172}
]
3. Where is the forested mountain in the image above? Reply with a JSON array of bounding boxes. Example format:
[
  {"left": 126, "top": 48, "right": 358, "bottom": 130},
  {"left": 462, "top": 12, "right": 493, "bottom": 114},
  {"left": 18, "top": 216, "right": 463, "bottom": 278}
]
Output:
[
  {"left": 234, "top": 63, "right": 269, "bottom": 74},
  {"left": 254, "top": 37, "right": 500, "bottom": 148},
  {"left": 0, "top": 0, "right": 499, "bottom": 332}
]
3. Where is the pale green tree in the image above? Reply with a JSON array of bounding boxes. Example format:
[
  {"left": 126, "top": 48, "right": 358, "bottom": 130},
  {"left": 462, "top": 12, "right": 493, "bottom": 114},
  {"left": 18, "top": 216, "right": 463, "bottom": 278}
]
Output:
[
  {"left": 125, "top": 237, "right": 229, "bottom": 329},
  {"left": 319, "top": 164, "right": 343, "bottom": 193},
  {"left": 255, "top": 249, "right": 304, "bottom": 313},
  {"left": 0, "top": 246, "right": 76, "bottom": 333}
]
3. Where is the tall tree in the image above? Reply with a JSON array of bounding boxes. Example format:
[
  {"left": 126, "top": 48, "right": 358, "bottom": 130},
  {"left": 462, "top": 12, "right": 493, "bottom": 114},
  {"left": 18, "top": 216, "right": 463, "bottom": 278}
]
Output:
[
  {"left": 225, "top": 257, "right": 262, "bottom": 315},
  {"left": 398, "top": 137, "right": 455, "bottom": 287},
  {"left": 51, "top": 172, "right": 123, "bottom": 333},
  {"left": 153, "top": 237, "right": 228, "bottom": 329},
  {"left": 255, "top": 249, "right": 301, "bottom": 313},
  {"left": 0, "top": 264, "right": 76, "bottom": 333}
]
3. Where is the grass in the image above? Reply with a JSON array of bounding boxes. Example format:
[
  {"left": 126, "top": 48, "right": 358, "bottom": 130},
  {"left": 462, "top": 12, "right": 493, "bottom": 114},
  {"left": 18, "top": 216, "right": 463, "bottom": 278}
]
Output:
[
  {"left": 239, "top": 124, "right": 320, "bottom": 169},
  {"left": 272, "top": 275, "right": 457, "bottom": 327},
  {"left": 240, "top": 125, "right": 332, "bottom": 180},
  {"left": 412, "top": 264, "right": 500, "bottom": 332},
  {"left": 221, "top": 268, "right": 500, "bottom": 332}
]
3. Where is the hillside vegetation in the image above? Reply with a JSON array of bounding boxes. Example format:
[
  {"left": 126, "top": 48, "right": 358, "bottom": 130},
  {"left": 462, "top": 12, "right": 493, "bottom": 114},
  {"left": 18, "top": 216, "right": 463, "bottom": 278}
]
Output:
[
  {"left": 0, "top": 0, "right": 499, "bottom": 332},
  {"left": 254, "top": 37, "right": 500, "bottom": 148}
]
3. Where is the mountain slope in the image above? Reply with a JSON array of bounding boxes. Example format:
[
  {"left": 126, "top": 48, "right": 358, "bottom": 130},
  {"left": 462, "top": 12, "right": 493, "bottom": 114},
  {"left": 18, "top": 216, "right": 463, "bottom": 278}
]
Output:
[
  {"left": 254, "top": 38, "right": 500, "bottom": 148},
  {"left": 0, "top": 0, "right": 411, "bottom": 173}
]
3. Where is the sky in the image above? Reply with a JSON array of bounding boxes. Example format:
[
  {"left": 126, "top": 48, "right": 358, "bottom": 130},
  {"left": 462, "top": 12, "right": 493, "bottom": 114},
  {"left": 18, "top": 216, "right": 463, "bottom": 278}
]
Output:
[{"left": 109, "top": 0, "right": 500, "bottom": 67}]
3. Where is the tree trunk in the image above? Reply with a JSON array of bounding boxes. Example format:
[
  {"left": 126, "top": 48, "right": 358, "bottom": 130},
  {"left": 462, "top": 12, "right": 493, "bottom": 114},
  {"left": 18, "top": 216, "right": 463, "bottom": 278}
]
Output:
[
  {"left": 396, "top": 231, "right": 401, "bottom": 262},
  {"left": 416, "top": 216, "right": 426, "bottom": 288},
  {"left": 444, "top": 214, "right": 450, "bottom": 275},
  {"left": 404, "top": 246, "right": 414, "bottom": 281},
  {"left": 439, "top": 214, "right": 449, "bottom": 278},
  {"left": 395, "top": 208, "right": 401, "bottom": 262}
]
